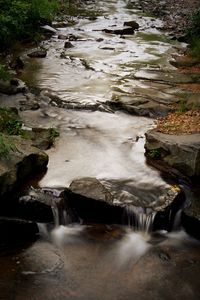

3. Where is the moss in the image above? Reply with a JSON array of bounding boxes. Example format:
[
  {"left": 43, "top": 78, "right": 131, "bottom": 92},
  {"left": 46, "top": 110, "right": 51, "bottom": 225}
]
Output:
[{"left": 137, "top": 32, "right": 171, "bottom": 44}]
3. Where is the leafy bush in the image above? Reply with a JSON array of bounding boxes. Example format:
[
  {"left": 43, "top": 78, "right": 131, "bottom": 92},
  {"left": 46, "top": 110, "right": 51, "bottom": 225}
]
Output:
[
  {"left": 187, "top": 9, "right": 200, "bottom": 59},
  {"left": 0, "top": 0, "right": 59, "bottom": 49},
  {"left": 0, "top": 64, "right": 11, "bottom": 81},
  {"left": 0, "top": 107, "right": 23, "bottom": 136},
  {"left": 0, "top": 133, "right": 15, "bottom": 158}
]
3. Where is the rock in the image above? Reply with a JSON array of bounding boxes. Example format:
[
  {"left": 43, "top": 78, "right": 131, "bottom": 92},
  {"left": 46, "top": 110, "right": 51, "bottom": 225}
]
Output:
[
  {"left": 9, "top": 56, "right": 24, "bottom": 70},
  {"left": 19, "top": 100, "right": 40, "bottom": 111},
  {"left": 30, "top": 127, "right": 59, "bottom": 150},
  {"left": 19, "top": 188, "right": 78, "bottom": 224},
  {"left": 58, "top": 34, "right": 68, "bottom": 40},
  {"left": 145, "top": 130, "right": 200, "bottom": 177},
  {"left": 0, "top": 217, "right": 38, "bottom": 244},
  {"left": 68, "top": 177, "right": 180, "bottom": 212},
  {"left": 102, "top": 27, "right": 135, "bottom": 35},
  {"left": 0, "top": 135, "right": 48, "bottom": 199},
  {"left": 27, "top": 49, "right": 47, "bottom": 58},
  {"left": 64, "top": 41, "right": 74, "bottom": 49},
  {"left": 0, "top": 79, "right": 27, "bottom": 95},
  {"left": 124, "top": 21, "right": 139, "bottom": 30}
]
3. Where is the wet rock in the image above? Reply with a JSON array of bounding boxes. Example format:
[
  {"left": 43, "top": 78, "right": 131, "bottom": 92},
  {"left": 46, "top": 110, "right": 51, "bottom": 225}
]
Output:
[
  {"left": 58, "top": 34, "right": 68, "bottom": 40},
  {"left": 68, "top": 34, "right": 79, "bottom": 41},
  {"left": 0, "top": 78, "right": 27, "bottom": 95},
  {"left": 124, "top": 20, "right": 139, "bottom": 30},
  {"left": 64, "top": 41, "right": 74, "bottom": 49},
  {"left": 68, "top": 177, "right": 180, "bottom": 212},
  {"left": 27, "top": 49, "right": 47, "bottom": 58},
  {"left": 30, "top": 127, "right": 59, "bottom": 150},
  {"left": 96, "top": 38, "right": 104, "bottom": 42},
  {"left": 0, "top": 217, "right": 38, "bottom": 244},
  {"left": 107, "top": 96, "right": 172, "bottom": 117},
  {"left": 0, "top": 135, "right": 48, "bottom": 199},
  {"left": 145, "top": 130, "right": 200, "bottom": 177},
  {"left": 102, "top": 27, "right": 135, "bottom": 35},
  {"left": 9, "top": 56, "right": 24, "bottom": 70},
  {"left": 19, "top": 188, "right": 78, "bottom": 224}
]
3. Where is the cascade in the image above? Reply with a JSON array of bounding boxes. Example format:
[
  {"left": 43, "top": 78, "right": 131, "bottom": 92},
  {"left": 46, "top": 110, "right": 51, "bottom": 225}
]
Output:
[{"left": 124, "top": 205, "right": 156, "bottom": 233}]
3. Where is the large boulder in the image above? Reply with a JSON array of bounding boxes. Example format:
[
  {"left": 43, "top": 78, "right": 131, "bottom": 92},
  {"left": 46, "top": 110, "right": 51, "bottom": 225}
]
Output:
[
  {"left": 145, "top": 130, "right": 200, "bottom": 178},
  {"left": 0, "top": 135, "right": 48, "bottom": 199},
  {"left": 68, "top": 177, "right": 180, "bottom": 212},
  {"left": 124, "top": 21, "right": 139, "bottom": 30}
]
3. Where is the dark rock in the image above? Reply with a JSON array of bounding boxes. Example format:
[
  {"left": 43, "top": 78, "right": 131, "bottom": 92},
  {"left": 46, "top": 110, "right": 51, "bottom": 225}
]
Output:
[
  {"left": 27, "top": 49, "right": 47, "bottom": 58},
  {"left": 145, "top": 130, "right": 200, "bottom": 177},
  {"left": 69, "top": 177, "right": 180, "bottom": 212},
  {"left": 58, "top": 34, "right": 68, "bottom": 40},
  {"left": 96, "top": 38, "right": 104, "bottom": 42},
  {"left": 0, "top": 79, "right": 27, "bottom": 95},
  {"left": 9, "top": 56, "right": 24, "bottom": 70},
  {"left": 0, "top": 217, "right": 38, "bottom": 244},
  {"left": 103, "top": 27, "right": 135, "bottom": 35},
  {"left": 64, "top": 41, "right": 74, "bottom": 49},
  {"left": 124, "top": 21, "right": 139, "bottom": 30},
  {"left": 0, "top": 135, "right": 48, "bottom": 200},
  {"left": 68, "top": 34, "right": 79, "bottom": 41},
  {"left": 30, "top": 127, "right": 58, "bottom": 150},
  {"left": 19, "top": 188, "right": 78, "bottom": 224},
  {"left": 19, "top": 100, "right": 40, "bottom": 111}
]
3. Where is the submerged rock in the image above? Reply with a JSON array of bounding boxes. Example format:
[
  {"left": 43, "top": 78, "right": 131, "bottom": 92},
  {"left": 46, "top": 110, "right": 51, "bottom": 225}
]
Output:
[
  {"left": 145, "top": 130, "right": 200, "bottom": 177},
  {"left": 103, "top": 27, "right": 135, "bottom": 35},
  {"left": 64, "top": 41, "right": 74, "bottom": 49},
  {"left": 27, "top": 49, "right": 47, "bottom": 58}
]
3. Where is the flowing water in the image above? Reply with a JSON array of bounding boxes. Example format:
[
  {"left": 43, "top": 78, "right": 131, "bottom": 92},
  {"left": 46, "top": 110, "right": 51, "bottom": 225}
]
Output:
[{"left": 0, "top": 1, "right": 200, "bottom": 299}]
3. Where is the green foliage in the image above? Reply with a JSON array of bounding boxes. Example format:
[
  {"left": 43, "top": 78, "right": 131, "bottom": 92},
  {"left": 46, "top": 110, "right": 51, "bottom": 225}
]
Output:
[
  {"left": 176, "top": 100, "right": 189, "bottom": 113},
  {"left": 0, "top": 0, "right": 59, "bottom": 49},
  {"left": 188, "top": 9, "right": 200, "bottom": 38},
  {"left": 0, "top": 107, "right": 23, "bottom": 136},
  {"left": 0, "top": 133, "right": 15, "bottom": 158},
  {"left": 186, "top": 9, "right": 200, "bottom": 59},
  {"left": 0, "top": 64, "right": 11, "bottom": 81},
  {"left": 148, "top": 149, "right": 161, "bottom": 159},
  {"left": 49, "top": 127, "right": 59, "bottom": 142}
]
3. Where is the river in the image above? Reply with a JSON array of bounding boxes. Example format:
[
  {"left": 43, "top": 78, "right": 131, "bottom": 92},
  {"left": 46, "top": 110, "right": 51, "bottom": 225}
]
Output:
[{"left": 0, "top": 1, "right": 199, "bottom": 299}]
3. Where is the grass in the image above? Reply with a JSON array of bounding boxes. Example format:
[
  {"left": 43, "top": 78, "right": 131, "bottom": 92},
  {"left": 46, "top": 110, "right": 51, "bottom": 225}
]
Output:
[
  {"left": 49, "top": 127, "right": 59, "bottom": 142},
  {"left": 0, "top": 133, "right": 15, "bottom": 158},
  {"left": 0, "top": 108, "right": 23, "bottom": 136}
]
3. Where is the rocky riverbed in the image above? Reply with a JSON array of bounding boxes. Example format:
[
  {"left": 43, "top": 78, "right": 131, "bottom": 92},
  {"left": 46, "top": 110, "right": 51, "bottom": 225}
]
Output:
[{"left": 0, "top": 0, "right": 200, "bottom": 299}]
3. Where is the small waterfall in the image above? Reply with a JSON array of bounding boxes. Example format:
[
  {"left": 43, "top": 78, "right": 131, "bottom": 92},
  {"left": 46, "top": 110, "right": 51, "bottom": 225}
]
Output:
[
  {"left": 51, "top": 201, "right": 76, "bottom": 228},
  {"left": 124, "top": 205, "right": 156, "bottom": 233}
]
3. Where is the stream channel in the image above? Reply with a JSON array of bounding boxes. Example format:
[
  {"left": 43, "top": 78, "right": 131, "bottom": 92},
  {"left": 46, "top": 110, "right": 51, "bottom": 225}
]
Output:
[{"left": 0, "top": 1, "right": 200, "bottom": 299}]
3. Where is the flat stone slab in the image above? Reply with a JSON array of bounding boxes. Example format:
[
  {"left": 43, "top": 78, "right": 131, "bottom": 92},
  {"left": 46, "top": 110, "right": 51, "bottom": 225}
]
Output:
[
  {"left": 69, "top": 177, "right": 180, "bottom": 212},
  {"left": 145, "top": 130, "right": 200, "bottom": 177}
]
